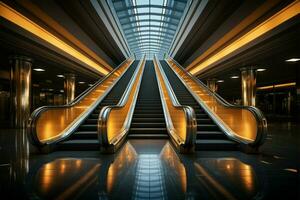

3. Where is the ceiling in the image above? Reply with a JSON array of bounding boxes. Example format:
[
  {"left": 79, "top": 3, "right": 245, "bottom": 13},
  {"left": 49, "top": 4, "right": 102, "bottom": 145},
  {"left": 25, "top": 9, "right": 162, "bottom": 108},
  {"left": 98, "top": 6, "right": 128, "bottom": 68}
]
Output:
[
  {"left": 199, "top": 24, "right": 300, "bottom": 100},
  {"left": 109, "top": 0, "right": 189, "bottom": 60}
]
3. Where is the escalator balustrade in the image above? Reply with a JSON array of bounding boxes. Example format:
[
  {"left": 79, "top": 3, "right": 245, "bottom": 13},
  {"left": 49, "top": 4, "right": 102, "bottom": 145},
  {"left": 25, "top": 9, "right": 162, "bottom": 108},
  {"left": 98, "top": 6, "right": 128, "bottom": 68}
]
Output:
[
  {"left": 57, "top": 61, "right": 139, "bottom": 150},
  {"left": 160, "top": 60, "right": 238, "bottom": 150}
]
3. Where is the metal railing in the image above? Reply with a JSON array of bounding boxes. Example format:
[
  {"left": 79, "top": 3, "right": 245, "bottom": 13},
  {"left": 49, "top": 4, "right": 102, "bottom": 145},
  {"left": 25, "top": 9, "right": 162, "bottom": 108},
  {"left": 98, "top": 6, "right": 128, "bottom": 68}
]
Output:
[
  {"left": 27, "top": 57, "right": 134, "bottom": 147},
  {"left": 98, "top": 56, "right": 146, "bottom": 153},
  {"left": 167, "top": 57, "right": 267, "bottom": 149},
  {"left": 153, "top": 56, "right": 196, "bottom": 153}
]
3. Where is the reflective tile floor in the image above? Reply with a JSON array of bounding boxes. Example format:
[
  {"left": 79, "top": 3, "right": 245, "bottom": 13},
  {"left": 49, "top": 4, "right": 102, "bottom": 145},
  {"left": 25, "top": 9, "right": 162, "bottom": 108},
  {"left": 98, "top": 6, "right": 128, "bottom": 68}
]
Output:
[{"left": 0, "top": 122, "right": 299, "bottom": 199}]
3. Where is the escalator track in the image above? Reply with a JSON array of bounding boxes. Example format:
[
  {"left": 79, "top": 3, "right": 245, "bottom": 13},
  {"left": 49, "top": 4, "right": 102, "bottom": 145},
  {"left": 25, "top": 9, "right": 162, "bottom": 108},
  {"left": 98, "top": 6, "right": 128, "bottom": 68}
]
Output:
[{"left": 128, "top": 61, "right": 168, "bottom": 139}]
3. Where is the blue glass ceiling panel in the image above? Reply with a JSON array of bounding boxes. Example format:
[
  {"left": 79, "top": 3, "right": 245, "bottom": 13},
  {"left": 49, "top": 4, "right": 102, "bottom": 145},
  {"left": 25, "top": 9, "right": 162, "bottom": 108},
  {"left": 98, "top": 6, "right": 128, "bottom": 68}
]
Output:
[{"left": 109, "top": 0, "right": 188, "bottom": 60}]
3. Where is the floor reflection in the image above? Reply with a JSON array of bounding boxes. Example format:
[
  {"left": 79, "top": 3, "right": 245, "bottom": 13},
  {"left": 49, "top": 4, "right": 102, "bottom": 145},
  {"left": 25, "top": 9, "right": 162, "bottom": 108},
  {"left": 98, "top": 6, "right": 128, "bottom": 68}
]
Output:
[
  {"left": 1, "top": 129, "right": 299, "bottom": 199},
  {"left": 22, "top": 140, "right": 263, "bottom": 200},
  {"left": 192, "top": 158, "right": 259, "bottom": 200}
]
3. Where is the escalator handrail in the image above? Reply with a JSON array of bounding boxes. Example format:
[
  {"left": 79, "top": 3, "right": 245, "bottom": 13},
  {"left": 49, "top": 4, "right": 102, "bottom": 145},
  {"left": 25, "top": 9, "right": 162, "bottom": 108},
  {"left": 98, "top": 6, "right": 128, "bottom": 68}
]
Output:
[
  {"left": 168, "top": 57, "right": 267, "bottom": 147},
  {"left": 154, "top": 56, "right": 196, "bottom": 152},
  {"left": 28, "top": 57, "right": 134, "bottom": 147},
  {"left": 98, "top": 56, "right": 146, "bottom": 152}
]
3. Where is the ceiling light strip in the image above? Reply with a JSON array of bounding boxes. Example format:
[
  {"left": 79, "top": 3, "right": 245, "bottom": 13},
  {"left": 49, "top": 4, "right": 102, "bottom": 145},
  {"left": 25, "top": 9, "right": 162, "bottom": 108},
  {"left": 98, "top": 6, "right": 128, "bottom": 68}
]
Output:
[
  {"left": 0, "top": 2, "right": 109, "bottom": 75},
  {"left": 257, "top": 82, "right": 296, "bottom": 90},
  {"left": 189, "top": 1, "right": 300, "bottom": 75}
]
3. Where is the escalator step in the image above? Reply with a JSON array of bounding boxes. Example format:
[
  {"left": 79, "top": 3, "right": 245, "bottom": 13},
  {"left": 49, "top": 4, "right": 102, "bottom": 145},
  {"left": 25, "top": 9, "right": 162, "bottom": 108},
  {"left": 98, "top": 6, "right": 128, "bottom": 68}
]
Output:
[
  {"left": 128, "top": 134, "right": 168, "bottom": 139},
  {"left": 133, "top": 113, "right": 164, "bottom": 118},
  {"left": 134, "top": 107, "right": 162, "bottom": 110},
  {"left": 85, "top": 119, "right": 98, "bottom": 124},
  {"left": 129, "top": 128, "right": 167, "bottom": 134},
  {"left": 57, "top": 139, "right": 100, "bottom": 151},
  {"left": 134, "top": 110, "right": 164, "bottom": 114},
  {"left": 78, "top": 125, "right": 97, "bottom": 131},
  {"left": 196, "top": 131, "right": 226, "bottom": 139},
  {"left": 197, "top": 124, "right": 219, "bottom": 131},
  {"left": 73, "top": 131, "right": 98, "bottom": 139},
  {"left": 132, "top": 118, "right": 165, "bottom": 122},
  {"left": 131, "top": 123, "right": 166, "bottom": 128},
  {"left": 196, "top": 114, "right": 209, "bottom": 118},
  {"left": 195, "top": 139, "right": 238, "bottom": 150},
  {"left": 197, "top": 119, "right": 212, "bottom": 123}
]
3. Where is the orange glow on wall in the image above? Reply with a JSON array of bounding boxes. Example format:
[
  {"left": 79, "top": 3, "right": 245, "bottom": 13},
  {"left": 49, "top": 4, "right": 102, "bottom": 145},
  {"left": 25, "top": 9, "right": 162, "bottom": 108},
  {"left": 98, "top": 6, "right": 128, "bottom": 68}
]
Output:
[
  {"left": 189, "top": 1, "right": 300, "bottom": 75},
  {"left": 0, "top": 2, "right": 110, "bottom": 75}
]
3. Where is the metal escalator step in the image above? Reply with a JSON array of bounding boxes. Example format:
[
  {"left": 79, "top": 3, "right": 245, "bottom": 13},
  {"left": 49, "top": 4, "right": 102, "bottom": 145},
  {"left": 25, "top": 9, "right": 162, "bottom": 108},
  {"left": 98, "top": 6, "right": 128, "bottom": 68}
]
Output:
[
  {"left": 85, "top": 119, "right": 98, "bottom": 123},
  {"left": 133, "top": 113, "right": 164, "bottom": 118},
  {"left": 197, "top": 119, "right": 212, "bottom": 123},
  {"left": 135, "top": 103, "right": 162, "bottom": 106},
  {"left": 132, "top": 118, "right": 165, "bottom": 122},
  {"left": 57, "top": 139, "right": 100, "bottom": 151},
  {"left": 78, "top": 124, "right": 97, "bottom": 131},
  {"left": 90, "top": 114, "right": 99, "bottom": 118},
  {"left": 134, "top": 106, "right": 163, "bottom": 110},
  {"left": 72, "top": 131, "right": 98, "bottom": 139},
  {"left": 196, "top": 131, "right": 226, "bottom": 139},
  {"left": 196, "top": 114, "right": 209, "bottom": 118},
  {"left": 134, "top": 110, "right": 164, "bottom": 114},
  {"left": 195, "top": 139, "right": 238, "bottom": 150},
  {"left": 129, "top": 128, "right": 167, "bottom": 134},
  {"left": 130, "top": 123, "right": 166, "bottom": 128},
  {"left": 128, "top": 134, "right": 168, "bottom": 139},
  {"left": 197, "top": 124, "right": 219, "bottom": 131}
]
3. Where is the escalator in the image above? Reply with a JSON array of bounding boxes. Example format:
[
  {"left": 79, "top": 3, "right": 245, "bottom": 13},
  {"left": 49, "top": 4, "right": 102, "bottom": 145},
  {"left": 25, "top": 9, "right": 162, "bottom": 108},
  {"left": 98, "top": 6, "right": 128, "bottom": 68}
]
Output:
[
  {"left": 128, "top": 61, "right": 168, "bottom": 139},
  {"left": 160, "top": 60, "right": 238, "bottom": 150},
  {"left": 57, "top": 61, "right": 139, "bottom": 150}
]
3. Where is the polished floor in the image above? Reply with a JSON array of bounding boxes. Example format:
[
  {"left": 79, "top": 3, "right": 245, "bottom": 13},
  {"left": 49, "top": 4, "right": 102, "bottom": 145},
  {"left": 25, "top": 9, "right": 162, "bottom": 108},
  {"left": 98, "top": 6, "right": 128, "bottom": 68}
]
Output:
[{"left": 0, "top": 122, "right": 299, "bottom": 200}]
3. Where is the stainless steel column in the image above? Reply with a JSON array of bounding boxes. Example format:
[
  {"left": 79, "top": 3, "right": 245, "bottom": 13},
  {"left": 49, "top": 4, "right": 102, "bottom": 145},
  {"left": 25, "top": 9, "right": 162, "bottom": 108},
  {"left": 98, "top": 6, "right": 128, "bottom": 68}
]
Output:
[
  {"left": 207, "top": 78, "right": 217, "bottom": 92},
  {"left": 64, "top": 73, "right": 75, "bottom": 104},
  {"left": 241, "top": 67, "right": 257, "bottom": 106},
  {"left": 9, "top": 56, "right": 32, "bottom": 128}
]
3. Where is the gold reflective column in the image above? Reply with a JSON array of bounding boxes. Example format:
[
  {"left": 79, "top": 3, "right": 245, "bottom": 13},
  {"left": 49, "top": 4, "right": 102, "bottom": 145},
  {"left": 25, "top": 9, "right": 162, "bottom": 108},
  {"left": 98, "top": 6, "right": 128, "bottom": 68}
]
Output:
[
  {"left": 9, "top": 56, "right": 32, "bottom": 128},
  {"left": 207, "top": 78, "right": 217, "bottom": 93},
  {"left": 64, "top": 73, "right": 75, "bottom": 104},
  {"left": 241, "top": 68, "right": 257, "bottom": 106}
]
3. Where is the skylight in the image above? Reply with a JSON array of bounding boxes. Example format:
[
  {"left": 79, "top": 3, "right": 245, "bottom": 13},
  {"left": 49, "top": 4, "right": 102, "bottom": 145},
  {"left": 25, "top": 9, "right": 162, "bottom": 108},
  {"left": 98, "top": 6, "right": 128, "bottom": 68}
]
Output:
[{"left": 109, "top": 0, "right": 188, "bottom": 60}]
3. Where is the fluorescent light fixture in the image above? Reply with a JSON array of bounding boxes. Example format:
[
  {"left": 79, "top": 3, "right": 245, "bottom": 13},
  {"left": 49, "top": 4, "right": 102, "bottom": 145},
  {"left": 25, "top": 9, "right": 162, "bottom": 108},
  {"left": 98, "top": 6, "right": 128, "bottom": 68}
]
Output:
[
  {"left": 78, "top": 81, "right": 85, "bottom": 84},
  {"left": 57, "top": 74, "right": 64, "bottom": 78},
  {"left": 257, "top": 68, "right": 266, "bottom": 72},
  {"left": 60, "top": 90, "right": 64, "bottom": 93},
  {"left": 285, "top": 58, "right": 300, "bottom": 62},
  {"left": 217, "top": 80, "right": 224, "bottom": 83},
  {"left": 0, "top": 2, "right": 110, "bottom": 75},
  {"left": 230, "top": 76, "right": 239, "bottom": 79},
  {"left": 257, "top": 82, "right": 296, "bottom": 90},
  {"left": 33, "top": 68, "right": 45, "bottom": 72},
  {"left": 48, "top": 89, "right": 54, "bottom": 91}
]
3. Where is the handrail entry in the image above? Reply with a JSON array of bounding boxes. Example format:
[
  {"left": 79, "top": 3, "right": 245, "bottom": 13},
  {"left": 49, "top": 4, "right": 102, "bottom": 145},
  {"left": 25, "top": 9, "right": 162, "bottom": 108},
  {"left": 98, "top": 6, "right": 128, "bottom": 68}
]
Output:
[
  {"left": 98, "top": 56, "right": 146, "bottom": 153},
  {"left": 154, "top": 56, "right": 196, "bottom": 153},
  {"left": 28, "top": 57, "right": 134, "bottom": 147}
]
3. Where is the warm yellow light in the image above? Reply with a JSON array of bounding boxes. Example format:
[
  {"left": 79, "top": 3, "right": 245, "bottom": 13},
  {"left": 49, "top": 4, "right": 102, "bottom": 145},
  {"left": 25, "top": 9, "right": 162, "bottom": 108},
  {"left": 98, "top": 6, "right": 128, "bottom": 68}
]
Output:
[
  {"left": 274, "top": 82, "right": 296, "bottom": 88},
  {"left": 257, "top": 82, "right": 296, "bottom": 90},
  {"left": 0, "top": 2, "right": 109, "bottom": 75},
  {"left": 189, "top": 1, "right": 300, "bottom": 75}
]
